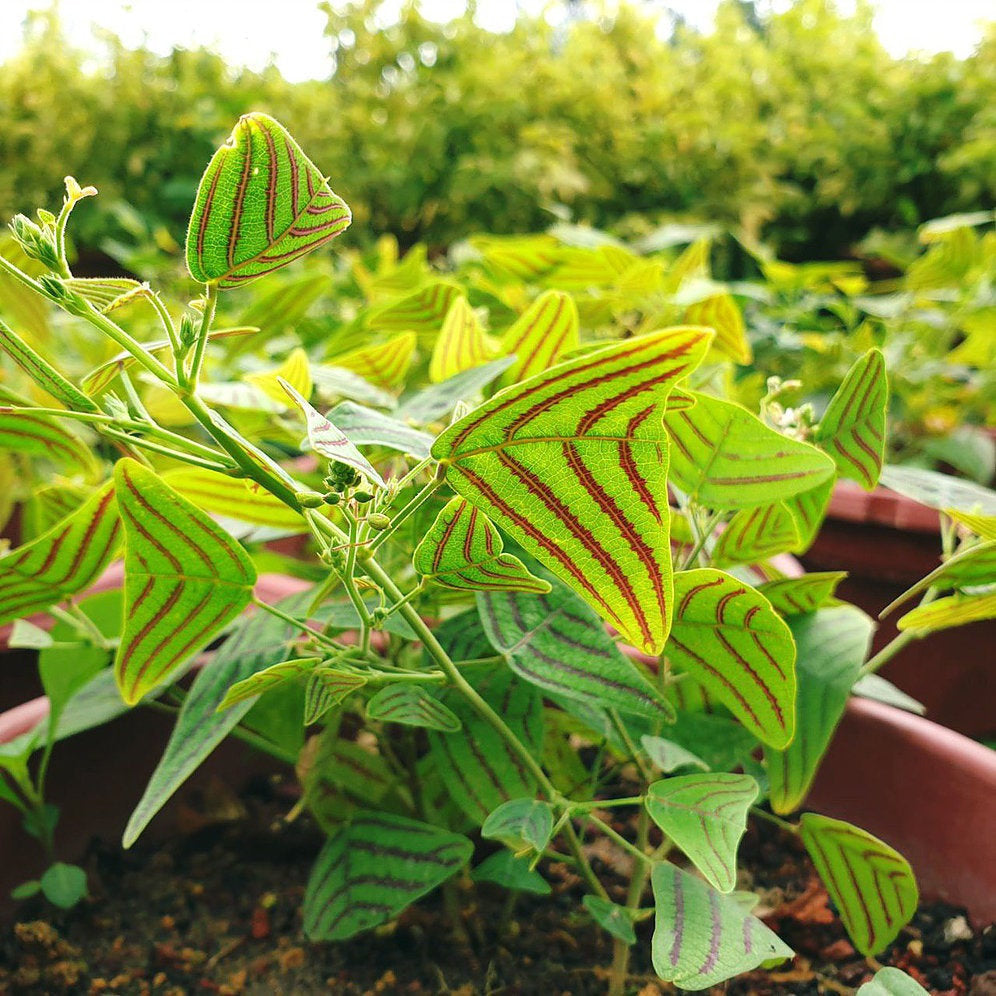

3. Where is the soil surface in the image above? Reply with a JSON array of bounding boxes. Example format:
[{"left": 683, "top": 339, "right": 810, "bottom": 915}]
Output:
[{"left": 0, "top": 775, "right": 993, "bottom": 995}]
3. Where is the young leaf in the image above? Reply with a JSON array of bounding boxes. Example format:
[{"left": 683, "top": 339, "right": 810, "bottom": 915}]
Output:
[
  {"left": 280, "top": 377, "right": 386, "bottom": 488},
  {"left": 766, "top": 605, "right": 873, "bottom": 813},
  {"left": 310, "top": 365, "right": 395, "bottom": 409},
  {"left": 815, "top": 349, "right": 888, "bottom": 490},
  {"left": 583, "top": 895, "right": 639, "bottom": 945},
  {"left": 756, "top": 571, "right": 847, "bottom": 616},
  {"left": 114, "top": 459, "right": 257, "bottom": 705},
  {"left": 414, "top": 497, "right": 551, "bottom": 594},
  {"left": 0, "top": 482, "right": 119, "bottom": 627},
  {"left": 303, "top": 811, "right": 472, "bottom": 940},
  {"left": 665, "top": 392, "right": 835, "bottom": 509},
  {"left": 640, "top": 735, "right": 709, "bottom": 773},
  {"left": 396, "top": 355, "right": 515, "bottom": 425},
  {"left": 331, "top": 332, "right": 417, "bottom": 390},
  {"left": 368, "top": 281, "right": 463, "bottom": 334},
  {"left": 163, "top": 467, "right": 306, "bottom": 530},
  {"left": 473, "top": 851, "right": 550, "bottom": 895},
  {"left": 304, "top": 667, "right": 366, "bottom": 724},
  {"left": 366, "top": 684, "right": 461, "bottom": 732},
  {"left": 666, "top": 570, "right": 796, "bottom": 749},
  {"left": 60, "top": 276, "right": 145, "bottom": 312},
  {"left": 430, "top": 296, "right": 500, "bottom": 382},
  {"left": 857, "top": 967, "right": 930, "bottom": 996},
  {"left": 39, "top": 862, "right": 87, "bottom": 909},
  {"left": 498, "top": 290, "right": 579, "bottom": 386},
  {"left": 651, "top": 862, "right": 793, "bottom": 989},
  {"left": 684, "top": 292, "right": 752, "bottom": 364},
  {"left": 217, "top": 657, "right": 322, "bottom": 712},
  {"left": 244, "top": 346, "right": 312, "bottom": 405},
  {"left": 882, "top": 540, "right": 996, "bottom": 617},
  {"left": 799, "top": 813, "right": 918, "bottom": 955},
  {"left": 645, "top": 774, "right": 759, "bottom": 892},
  {"left": 0, "top": 407, "right": 98, "bottom": 479},
  {"left": 897, "top": 591, "right": 996, "bottom": 633},
  {"left": 851, "top": 674, "right": 925, "bottom": 715},
  {"left": 479, "top": 583, "right": 673, "bottom": 721},
  {"left": 712, "top": 502, "right": 799, "bottom": 566},
  {"left": 434, "top": 327, "right": 711, "bottom": 654},
  {"left": 186, "top": 112, "right": 351, "bottom": 288},
  {"left": 123, "top": 594, "right": 313, "bottom": 847},
  {"left": 481, "top": 798, "right": 554, "bottom": 852},
  {"left": 325, "top": 401, "right": 434, "bottom": 459}
]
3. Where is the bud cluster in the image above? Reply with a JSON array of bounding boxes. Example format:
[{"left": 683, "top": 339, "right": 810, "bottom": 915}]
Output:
[{"left": 9, "top": 214, "right": 60, "bottom": 270}]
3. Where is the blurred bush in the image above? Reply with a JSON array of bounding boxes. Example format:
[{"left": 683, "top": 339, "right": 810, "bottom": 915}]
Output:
[{"left": 1, "top": 1, "right": 993, "bottom": 263}]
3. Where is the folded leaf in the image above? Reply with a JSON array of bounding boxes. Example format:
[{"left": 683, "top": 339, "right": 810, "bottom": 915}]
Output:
[
  {"left": 645, "top": 774, "right": 759, "bottom": 892},
  {"left": 882, "top": 540, "right": 996, "bottom": 616},
  {"left": 498, "top": 290, "right": 579, "bottom": 385},
  {"left": 326, "top": 401, "right": 434, "bottom": 459},
  {"left": 366, "top": 684, "right": 461, "bottom": 732},
  {"left": 651, "top": 862, "right": 793, "bottom": 989},
  {"left": 434, "top": 327, "right": 711, "bottom": 653},
  {"left": 414, "top": 497, "right": 550, "bottom": 593},
  {"left": 303, "top": 811, "right": 472, "bottom": 940},
  {"left": 712, "top": 502, "right": 799, "bottom": 566},
  {"left": 430, "top": 296, "right": 500, "bottom": 382},
  {"left": 187, "top": 112, "right": 351, "bottom": 288},
  {"left": 583, "top": 896, "right": 638, "bottom": 945},
  {"left": 756, "top": 571, "right": 847, "bottom": 616},
  {"left": 473, "top": 850, "right": 550, "bottom": 894},
  {"left": 800, "top": 813, "right": 917, "bottom": 955},
  {"left": 666, "top": 570, "right": 796, "bottom": 748},
  {"left": 481, "top": 797, "right": 554, "bottom": 852},
  {"left": 897, "top": 591, "right": 996, "bottom": 633},
  {"left": 0, "top": 482, "right": 119, "bottom": 627},
  {"left": 217, "top": 656, "right": 322, "bottom": 712},
  {"left": 815, "top": 349, "right": 888, "bottom": 490},
  {"left": 665, "top": 392, "right": 835, "bottom": 510},
  {"left": 114, "top": 460, "right": 256, "bottom": 705},
  {"left": 305, "top": 667, "right": 367, "bottom": 723},
  {"left": 61, "top": 276, "right": 146, "bottom": 312},
  {"left": 330, "top": 332, "right": 417, "bottom": 390}
]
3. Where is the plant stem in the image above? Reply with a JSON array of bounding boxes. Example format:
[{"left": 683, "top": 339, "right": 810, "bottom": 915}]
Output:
[
  {"left": 860, "top": 585, "right": 940, "bottom": 676},
  {"left": 185, "top": 282, "right": 218, "bottom": 388},
  {"left": 751, "top": 806, "right": 799, "bottom": 834},
  {"left": 369, "top": 476, "right": 443, "bottom": 552},
  {"left": 251, "top": 595, "right": 347, "bottom": 653},
  {"left": 583, "top": 812, "right": 654, "bottom": 867},
  {"left": 608, "top": 807, "right": 653, "bottom": 996}
]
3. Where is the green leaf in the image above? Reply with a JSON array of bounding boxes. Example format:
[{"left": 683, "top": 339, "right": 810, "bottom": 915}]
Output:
[
  {"left": 645, "top": 774, "right": 759, "bottom": 892},
  {"left": 10, "top": 880, "right": 41, "bottom": 900},
  {"left": 114, "top": 459, "right": 257, "bottom": 705},
  {"left": 665, "top": 392, "right": 835, "bottom": 510},
  {"left": 815, "top": 349, "right": 888, "bottom": 490},
  {"left": 0, "top": 406, "right": 98, "bottom": 479},
  {"left": 311, "top": 365, "right": 396, "bottom": 409},
  {"left": 783, "top": 478, "right": 834, "bottom": 553},
  {"left": 39, "top": 862, "right": 87, "bottom": 909},
  {"left": 799, "top": 813, "right": 918, "bottom": 955},
  {"left": 162, "top": 467, "right": 306, "bottom": 530},
  {"left": 712, "top": 502, "right": 799, "bottom": 566},
  {"left": 481, "top": 798, "right": 554, "bottom": 852},
  {"left": 8, "top": 618, "right": 54, "bottom": 649},
  {"left": 757, "top": 571, "right": 847, "bottom": 615},
  {"left": 479, "top": 582, "right": 673, "bottom": 721},
  {"left": 665, "top": 712, "right": 759, "bottom": 774},
  {"left": 857, "top": 967, "right": 931, "bottom": 996},
  {"left": 472, "top": 850, "right": 550, "bottom": 895},
  {"left": 583, "top": 895, "right": 639, "bottom": 945},
  {"left": 666, "top": 569, "right": 796, "bottom": 748},
  {"left": 368, "top": 280, "right": 463, "bottom": 334},
  {"left": 366, "top": 683, "right": 461, "bottom": 732},
  {"left": 217, "top": 657, "right": 323, "bottom": 712},
  {"left": 0, "top": 482, "right": 119, "bottom": 627},
  {"left": 945, "top": 508, "right": 996, "bottom": 540},
  {"left": 60, "top": 276, "right": 146, "bottom": 312},
  {"left": 331, "top": 332, "right": 417, "bottom": 390},
  {"left": 766, "top": 605, "right": 873, "bottom": 813},
  {"left": 651, "top": 862, "right": 793, "bottom": 989},
  {"left": 303, "top": 811, "right": 472, "bottom": 940},
  {"left": 684, "top": 292, "right": 751, "bottom": 364},
  {"left": 430, "top": 295, "right": 500, "bottom": 382},
  {"left": 414, "top": 497, "right": 551, "bottom": 594},
  {"left": 897, "top": 591, "right": 996, "bottom": 633},
  {"left": 879, "top": 465, "right": 996, "bottom": 516},
  {"left": 396, "top": 356, "right": 515, "bottom": 425},
  {"left": 280, "top": 378, "right": 385, "bottom": 489},
  {"left": 434, "top": 327, "right": 711, "bottom": 654},
  {"left": 498, "top": 290, "right": 579, "bottom": 386},
  {"left": 304, "top": 667, "right": 368, "bottom": 724},
  {"left": 851, "top": 674, "right": 925, "bottom": 715},
  {"left": 326, "top": 400, "right": 434, "bottom": 459},
  {"left": 124, "top": 594, "right": 313, "bottom": 847},
  {"left": 187, "top": 112, "right": 350, "bottom": 288},
  {"left": 640, "top": 735, "right": 709, "bottom": 773},
  {"left": 883, "top": 540, "right": 996, "bottom": 617}
]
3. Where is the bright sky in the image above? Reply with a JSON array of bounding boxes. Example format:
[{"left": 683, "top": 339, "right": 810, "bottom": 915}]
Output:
[{"left": 0, "top": 1, "right": 992, "bottom": 82}]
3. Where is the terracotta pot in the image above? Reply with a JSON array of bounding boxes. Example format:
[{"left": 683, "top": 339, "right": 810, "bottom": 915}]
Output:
[
  {"left": 804, "top": 480, "right": 996, "bottom": 739},
  {"left": 808, "top": 696, "right": 996, "bottom": 925}
]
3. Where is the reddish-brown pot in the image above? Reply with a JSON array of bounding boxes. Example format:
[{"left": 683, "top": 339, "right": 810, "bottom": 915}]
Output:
[{"left": 804, "top": 480, "right": 996, "bottom": 739}]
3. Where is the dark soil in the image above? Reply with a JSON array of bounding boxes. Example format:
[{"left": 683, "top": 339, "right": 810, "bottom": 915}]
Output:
[{"left": 0, "top": 776, "right": 993, "bottom": 995}]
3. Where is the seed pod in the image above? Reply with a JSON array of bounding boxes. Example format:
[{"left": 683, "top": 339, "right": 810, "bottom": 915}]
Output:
[
  {"left": 296, "top": 491, "right": 326, "bottom": 509},
  {"left": 366, "top": 513, "right": 391, "bottom": 531},
  {"left": 353, "top": 491, "right": 374, "bottom": 504}
]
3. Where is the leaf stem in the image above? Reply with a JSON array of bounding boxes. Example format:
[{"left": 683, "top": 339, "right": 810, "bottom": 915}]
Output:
[
  {"left": 251, "top": 595, "right": 347, "bottom": 653},
  {"left": 185, "top": 282, "right": 218, "bottom": 388},
  {"left": 583, "top": 812, "right": 654, "bottom": 867}
]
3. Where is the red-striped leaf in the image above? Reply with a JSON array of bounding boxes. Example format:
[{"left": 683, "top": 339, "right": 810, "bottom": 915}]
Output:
[
  {"left": 799, "top": 813, "right": 918, "bottom": 955},
  {"left": 304, "top": 667, "right": 368, "bottom": 724},
  {"left": 367, "top": 281, "right": 463, "bottom": 334},
  {"left": 651, "top": 862, "right": 793, "bottom": 989},
  {"left": 766, "top": 606, "right": 872, "bottom": 813},
  {"left": 815, "top": 349, "right": 888, "bottom": 490},
  {"left": 61, "top": 277, "right": 146, "bottom": 312},
  {"left": 0, "top": 407, "right": 98, "bottom": 479},
  {"left": 712, "top": 502, "right": 799, "bottom": 566},
  {"left": 186, "top": 113, "right": 350, "bottom": 288},
  {"left": 162, "top": 467, "right": 306, "bottom": 530},
  {"left": 413, "top": 497, "right": 550, "bottom": 594},
  {"left": 756, "top": 572, "right": 847, "bottom": 616},
  {"left": 645, "top": 774, "right": 759, "bottom": 892},
  {"left": 433, "top": 327, "right": 711, "bottom": 654},
  {"left": 783, "top": 478, "right": 835, "bottom": 553},
  {"left": 366, "top": 684, "right": 461, "bottom": 732},
  {"left": 883, "top": 540, "right": 996, "bottom": 618},
  {"left": 498, "top": 290, "right": 579, "bottom": 386},
  {"left": 114, "top": 460, "right": 257, "bottom": 705},
  {"left": 0, "top": 482, "right": 119, "bottom": 626},
  {"left": 331, "top": 332, "right": 417, "bottom": 390},
  {"left": 684, "top": 292, "right": 752, "bottom": 364},
  {"left": 666, "top": 570, "right": 796, "bottom": 748},
  {"left": 897, "top": 591, "right": 996, "bottom": 633},
  {"left": 217, "top": 656, "right": 323, "bottom": 712},
  {"left": 665, "top": 392, "right": 834, "bottom": 510},
  {"left": 430, "top": 296, "right": 500, "bottom": 383}
]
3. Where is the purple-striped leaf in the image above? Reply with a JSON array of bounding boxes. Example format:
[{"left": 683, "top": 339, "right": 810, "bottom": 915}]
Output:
[
  {"left": 187, "top": 113, "right": 351, "bottom": 288},
  {"left": 304, "top": 667, "right": 367, "bottom": 724},
  {"left": 651, "top": 862, "right": 793, "bottom": 989},
  {"left": 667, "top": 570, "right": 796, "bottom": 748},
  {"left": 217, "top": 656, "right": 323, "bottom": 712},
  {"left": 114, "top": 460, "right": 257, "bottom": 705},
  {"left": 366, "top": 683, "right": 461, "bottom": 732},
  {"left": 799, "top": 813, "right": 917, "bottom": 955},
  {"left": 645, "top": 774, "right": 759, "bottom": 892},
  {"left": 481, "top": 797, "right": 554, "bottom": 853}
]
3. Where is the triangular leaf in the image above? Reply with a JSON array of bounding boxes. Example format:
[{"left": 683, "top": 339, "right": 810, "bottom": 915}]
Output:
[
  {"left": 434, "top": 327, "right": 711, "bottom": 653},
  {"left": 666, "top": 570, "right": 796, "bottom": 748},
  {"left": 114, "top": 460, "right": 257, "bottom": 705},
  {"left": 367, "top": 281, "right": 462, "bottom": 334},
  {"left": 331, "top": 332, "right": 417, "bottom": 390},
  {"left": 396, "top": 355, "right": 515, "bottom": 425},
  {"left": 481, "top": 797, "right": 554, "bottom": 852},
  {"left": 583, "top": 895, "right": 638, "bottom": 945},
  {"left": 304, "top": 667, "right": 366, "bottom": 723},
  {"left": 472, "top": 850, "right": 550, "bottom": 895},
  {"left": 414, "top": 497, "right": 551, "bottom": 594},
  {"left": 430, "top": 296, "right": 500, "bottom": 382},
  {"left": 162, "top": 467, "right": 306, "bottom": 530},
  {"left": 651, "top": 862, "right": 793, "bottom": 989},
  {"left": 303, "top": 811, "right": 472, "bottom": 940},
  {"left": 498, "top": 290, "right": 579, "bottom": 386},
  {"left": 187, "top": 112, "right": 350, "bottom": 288},
  {"left": 713, "top": 502, "right": 799, "bottom": 566},
  {"left": 815, "top": 349, "right": 888, "bottom": 490},
  {"left": 756, "top": 572, "right": 847, "bottom": 616},
  {"left": 799, "top": 813, "right": 918, "bottom": 956},
  {"left": 217, "top": 656, "right": 322, "bottom": 712},
  {"left": 640, "top": 735, "right": 710, "bottom": 773},
  {"left": 366, "top": 683, "right": 461, "bottom": 732},
  {"left": 244, "top": 346, "right": 312, "bottom": 406},
  {"left": 684, "top": 292, "right": 751, "bottom": 364},
  {"left": 645, "top": 774, "right": 759, "bottom": 892},
  {"left": 857, "top": 967, "right": 931, "bottom": 996},
  {"left": 783, "top": 478, "right": 835, "bottom": 553}
]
